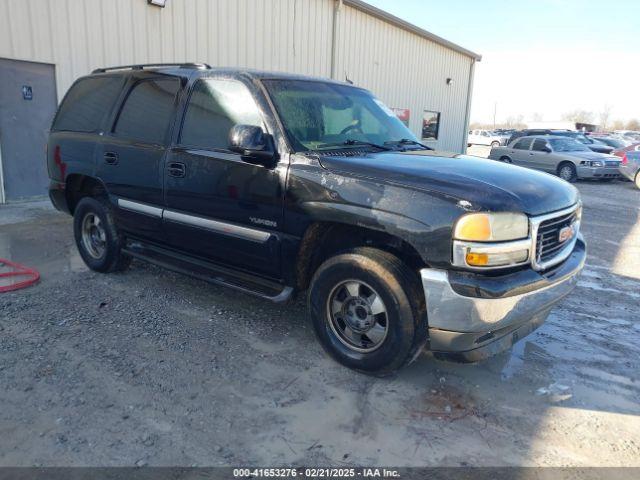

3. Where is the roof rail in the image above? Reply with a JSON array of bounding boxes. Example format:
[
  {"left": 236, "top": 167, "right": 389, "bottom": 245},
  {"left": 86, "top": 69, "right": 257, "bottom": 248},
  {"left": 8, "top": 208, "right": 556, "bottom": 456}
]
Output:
[{"left": 91, "top": 63, "right": 212, "bottom": 74}]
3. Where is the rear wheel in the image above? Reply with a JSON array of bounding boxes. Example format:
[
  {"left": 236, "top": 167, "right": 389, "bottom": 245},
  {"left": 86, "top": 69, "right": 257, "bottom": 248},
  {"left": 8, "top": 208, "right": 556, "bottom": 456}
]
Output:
[
  {"left": 557, "top": 162, "right": 577, "bottom": 183},
  {"left": 73, "top": 197, "right": 131, "bottom": 273},
  {"left": 636, "top": 171, "right": 640, "bottom": 190},
  {"left": 499, "top": 156, "right": 512, "bottom": 163},
  {"left": 308, "top": 247, "right": 427, "bottom": 375},
  {"left": 491, "top": 141, "right": 500, "bottom": 148}
]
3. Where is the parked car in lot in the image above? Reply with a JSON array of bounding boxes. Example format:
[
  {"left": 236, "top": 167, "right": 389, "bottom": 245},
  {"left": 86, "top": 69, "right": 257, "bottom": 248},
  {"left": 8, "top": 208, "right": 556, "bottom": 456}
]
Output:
[
  {"left": 508, "top": 129, "right": 614, "bottom": 154},
  {"left": 612, "top": 142, "right": 640, "bottom": 159},
  {"left": 619, "top": 152, "right": 640, "bottom": 189},
  {"left": 47, "top": 64, "right": 586, "bottom": 373},
  {"left": 589, "top": 136, "right": 630, "bottom": 149},
  {"left": 489, "top": 135, "right": 621, "bottom": 182},
  {"left": 467, "top": 129, "right": 509, "bottom": 147}
]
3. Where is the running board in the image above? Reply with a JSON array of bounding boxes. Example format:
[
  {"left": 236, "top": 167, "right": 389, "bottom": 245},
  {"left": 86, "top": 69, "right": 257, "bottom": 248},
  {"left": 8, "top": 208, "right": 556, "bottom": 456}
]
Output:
[{"left": 122, "top": 241, "right": 293, "bottom": 303}]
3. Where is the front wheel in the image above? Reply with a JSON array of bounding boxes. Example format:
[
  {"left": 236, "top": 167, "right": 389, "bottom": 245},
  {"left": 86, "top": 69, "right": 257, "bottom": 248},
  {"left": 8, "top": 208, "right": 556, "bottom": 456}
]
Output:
[
  {"left": 635, "top": 171, "right": 640, "bottom": 190},
  {"left": 499, "top": 156, "right": 512, "bottom": 163},
  {"left": 308, "top": 248, "right": 427, "bottom": 375},
  {"left": 557, "top": 162, "right": 577, "bottom": 183},
  {"left": 73, "top": 197, "right": 131, "bottom": 273},
  {"left": 491, "top": 141, "right": 501, "bottom": 148}
]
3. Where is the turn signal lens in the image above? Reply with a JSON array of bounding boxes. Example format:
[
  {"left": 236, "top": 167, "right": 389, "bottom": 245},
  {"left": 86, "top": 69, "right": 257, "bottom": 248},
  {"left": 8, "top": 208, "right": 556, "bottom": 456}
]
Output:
[
  {"left": 466, "top": 252, "right": 489, "bottom": 266},
  {"left": 466, "top": 249, "right": 529, "bottom": 267},
  {"left": 454, "top": 212, "right": 529, "bottom": 242}
]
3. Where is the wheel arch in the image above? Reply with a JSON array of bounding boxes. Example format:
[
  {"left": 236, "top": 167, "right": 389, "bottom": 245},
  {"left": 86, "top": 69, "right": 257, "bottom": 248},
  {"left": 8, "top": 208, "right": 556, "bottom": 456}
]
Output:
[
  {"left": 65, "top": 174, "right": 109, "bottom": 214},
  {"left": 294, "top": 220, "right": 426, "bottom": 292}
]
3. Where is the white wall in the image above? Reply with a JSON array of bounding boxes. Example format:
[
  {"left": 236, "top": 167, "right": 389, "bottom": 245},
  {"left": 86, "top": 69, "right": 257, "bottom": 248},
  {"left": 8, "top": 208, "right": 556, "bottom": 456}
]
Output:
[{"left": 0, "top": 0, "right": 475, "bottom": 152}]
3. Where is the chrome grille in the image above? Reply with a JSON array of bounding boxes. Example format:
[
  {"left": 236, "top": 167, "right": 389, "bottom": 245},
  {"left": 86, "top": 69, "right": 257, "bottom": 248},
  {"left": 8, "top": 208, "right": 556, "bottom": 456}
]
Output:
[
  {"left": 605, "top": 160, "right": 620, "bottom": 167},
  {"left": 535, "top": 209, "right": 578, "bottom": 265}
]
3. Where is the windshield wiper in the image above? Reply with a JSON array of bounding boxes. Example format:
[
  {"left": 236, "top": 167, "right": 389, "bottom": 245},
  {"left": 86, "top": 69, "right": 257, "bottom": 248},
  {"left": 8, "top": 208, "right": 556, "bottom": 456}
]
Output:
[
  {"left": 316, "top": 139, "right": 392, "bottom": 151},
  {"left": 384, "top": 138, "right": 433, "bottom": 150}
]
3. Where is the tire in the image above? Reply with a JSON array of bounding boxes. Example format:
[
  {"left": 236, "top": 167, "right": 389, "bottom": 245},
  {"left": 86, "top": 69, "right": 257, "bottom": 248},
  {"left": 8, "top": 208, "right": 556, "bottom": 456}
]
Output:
[
  {"left": 499, "top": 156, "right": 512, "bottom": 163},
  {"left": 73, "top": 197, "right": 131, "bottom": 273},
  {"left": 308, "top": 247, "right": 427, "bottom": 375},
  {"left": 636, "top": 171, "right": 640, "bottom": 190},
  {"left": 557, "top": 162, "right": 577, "bottom": 183},
  {"left": 467, "top": 143, "right": 472, "bottom": 148},
  {"left": 491, "top": 141, "right": 500, "bottom": 148}
]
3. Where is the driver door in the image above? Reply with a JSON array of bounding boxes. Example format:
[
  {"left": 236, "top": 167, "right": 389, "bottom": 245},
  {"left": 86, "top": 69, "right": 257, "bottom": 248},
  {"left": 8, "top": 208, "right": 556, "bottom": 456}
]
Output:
[{"left": 162, "top": 77, "right": 285, "bottom": 278}]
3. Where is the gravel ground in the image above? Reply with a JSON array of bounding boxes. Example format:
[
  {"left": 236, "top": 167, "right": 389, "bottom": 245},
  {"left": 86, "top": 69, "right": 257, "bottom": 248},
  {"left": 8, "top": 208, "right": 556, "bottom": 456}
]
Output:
[{"left": 0, "top": 179, "right": 639, "bottom": 468}]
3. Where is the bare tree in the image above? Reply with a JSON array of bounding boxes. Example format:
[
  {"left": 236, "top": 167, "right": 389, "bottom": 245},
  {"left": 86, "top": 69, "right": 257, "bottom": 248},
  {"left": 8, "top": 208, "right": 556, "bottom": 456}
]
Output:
[
  {"left": 530, "top": 112, "right": 544, "bottom": 122},
  {"left": 626, "top": 119, "right": 640, "bottom": 131},
  {"left": 611, "top": 119, "right": 626, "bottom": 130},
  {"left": 598, "top": 105, "right": 612, "bottom": 131},
  {"left": 561, "top": 110, "right": 595, "bottom": 124}
]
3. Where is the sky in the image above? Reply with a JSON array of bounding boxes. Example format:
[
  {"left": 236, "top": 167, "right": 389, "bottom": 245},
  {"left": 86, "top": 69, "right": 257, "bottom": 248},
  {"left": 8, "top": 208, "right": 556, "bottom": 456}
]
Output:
[{"left": 364, "top": 0, "right": 640, "bottom": 126}]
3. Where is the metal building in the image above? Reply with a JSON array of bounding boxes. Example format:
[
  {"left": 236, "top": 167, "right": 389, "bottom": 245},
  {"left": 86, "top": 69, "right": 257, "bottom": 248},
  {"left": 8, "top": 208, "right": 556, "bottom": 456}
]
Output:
[{"left": 0, "top": 0, "right": 480, "bottom": 203}]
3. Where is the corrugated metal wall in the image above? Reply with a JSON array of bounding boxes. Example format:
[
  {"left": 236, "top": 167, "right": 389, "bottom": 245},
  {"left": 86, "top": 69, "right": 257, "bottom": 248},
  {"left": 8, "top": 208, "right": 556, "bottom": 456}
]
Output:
[
  {"left": 0, "top": 0, "right": 474, "bottom": 152},
  {"left": 335, "top": 4, "right": 474, "bottom": 152}
]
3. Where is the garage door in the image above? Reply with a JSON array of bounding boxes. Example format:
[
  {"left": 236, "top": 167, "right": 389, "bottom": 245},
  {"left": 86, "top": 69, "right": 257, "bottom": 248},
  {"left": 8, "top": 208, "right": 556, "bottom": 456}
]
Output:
[{"left": 0, "top": 58, "right": 57, "bottom": 202}]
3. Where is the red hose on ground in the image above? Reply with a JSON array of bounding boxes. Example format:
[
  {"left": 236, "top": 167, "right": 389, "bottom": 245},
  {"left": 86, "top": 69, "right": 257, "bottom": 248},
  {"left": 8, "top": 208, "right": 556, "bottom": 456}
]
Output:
[{"left": 0, "top": 258, "right": 40, "bottom": 293}]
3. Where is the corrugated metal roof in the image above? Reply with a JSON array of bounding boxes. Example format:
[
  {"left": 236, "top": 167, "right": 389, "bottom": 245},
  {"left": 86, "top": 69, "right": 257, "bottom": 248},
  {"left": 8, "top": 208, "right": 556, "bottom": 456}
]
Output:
[{"left": 344, "top": 0, "right": 482, "bottom": 61}]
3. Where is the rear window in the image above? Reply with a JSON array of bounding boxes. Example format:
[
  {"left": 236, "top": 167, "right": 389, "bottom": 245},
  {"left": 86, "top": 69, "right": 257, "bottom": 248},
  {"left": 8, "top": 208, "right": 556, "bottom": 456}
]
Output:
[
  {"left": 114, "top": 78, "right": 180, "bottom": 144},
  {"left": 52, "top": 77, "right": 124, "bottom": 133}
]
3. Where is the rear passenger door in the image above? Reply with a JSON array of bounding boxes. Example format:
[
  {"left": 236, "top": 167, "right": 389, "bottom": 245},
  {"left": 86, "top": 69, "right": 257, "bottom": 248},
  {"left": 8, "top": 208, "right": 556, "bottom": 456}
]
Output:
[
  {"left": 162, "top": 77, "right": 284, "bottom": 279},
  {"left": 95, "top": 75, "right": 182, "bottom": 240}
]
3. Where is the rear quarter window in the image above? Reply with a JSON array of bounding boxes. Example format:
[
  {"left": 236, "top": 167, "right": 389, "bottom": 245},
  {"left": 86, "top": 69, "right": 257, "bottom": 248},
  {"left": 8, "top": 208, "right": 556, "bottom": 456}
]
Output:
[{"left": 52, "top": 77, "right": 124, "bottom": 133}]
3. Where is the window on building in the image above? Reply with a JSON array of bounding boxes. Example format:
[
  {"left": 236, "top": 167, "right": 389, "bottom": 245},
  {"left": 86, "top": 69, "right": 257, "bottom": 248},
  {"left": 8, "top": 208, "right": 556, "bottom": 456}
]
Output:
[
  {"left": 421, "top": 110, "right": 440, "bottom": 140},
  {"left": 532, "top": 138, "right": 550, "bottom": 152},
  {"left": 114, "top": 78, "right": 180, "bottom": 144},
  {"left": 53, "top": 77, "right": 124, "bottom": 133},
  {"left": 180, "top": 79, "right": 263, "bottom": 150},
  {"left": 513, "top": 138, "right": 533, "bottom": 150}
]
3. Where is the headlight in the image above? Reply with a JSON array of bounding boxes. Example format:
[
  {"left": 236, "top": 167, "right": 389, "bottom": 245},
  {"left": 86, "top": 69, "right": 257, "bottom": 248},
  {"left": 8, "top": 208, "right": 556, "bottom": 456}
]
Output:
[
  {"left": 454, "top": 212, "right": 529, "bottom": 242},
  {"left": 453, "top": 212, "right": 530, "bottom": 269},
  {"left": 588, "top": 160, "right": 604, "bottom": 167}
]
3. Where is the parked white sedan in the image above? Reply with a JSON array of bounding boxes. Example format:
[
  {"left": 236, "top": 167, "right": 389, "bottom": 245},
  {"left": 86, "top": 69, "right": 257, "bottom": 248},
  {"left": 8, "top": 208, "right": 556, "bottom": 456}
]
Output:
[{"left": 467, "top": 129, "right": 509, "bottom": 148}]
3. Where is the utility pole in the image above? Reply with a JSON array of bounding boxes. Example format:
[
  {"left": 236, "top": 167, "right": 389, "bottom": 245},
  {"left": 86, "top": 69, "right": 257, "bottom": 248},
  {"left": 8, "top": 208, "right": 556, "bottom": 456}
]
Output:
[{"left": 493, "top": 102, "right": 497, "bottom": 130}]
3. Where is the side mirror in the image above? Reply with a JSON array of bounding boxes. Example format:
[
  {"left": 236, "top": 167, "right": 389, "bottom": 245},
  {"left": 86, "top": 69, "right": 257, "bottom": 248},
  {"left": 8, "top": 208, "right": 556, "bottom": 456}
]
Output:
[{"left": 228, "top": 125, "right": 276, "bottom": 165}]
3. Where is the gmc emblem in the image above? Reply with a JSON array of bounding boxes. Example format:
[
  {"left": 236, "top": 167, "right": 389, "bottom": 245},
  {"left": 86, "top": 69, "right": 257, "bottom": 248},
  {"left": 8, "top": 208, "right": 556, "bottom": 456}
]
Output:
[{"left": 558, "top": 225, "right": 574, "bottom": 243}]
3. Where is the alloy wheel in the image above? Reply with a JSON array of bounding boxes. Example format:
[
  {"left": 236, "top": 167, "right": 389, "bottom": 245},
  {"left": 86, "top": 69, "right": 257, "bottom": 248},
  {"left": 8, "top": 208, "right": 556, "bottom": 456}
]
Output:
[
  {"left": 81, "top": 212, "right": 107, "bottom": 259},
  {"left": 326, "top": 280, "right": 389, "bottom": 353}
]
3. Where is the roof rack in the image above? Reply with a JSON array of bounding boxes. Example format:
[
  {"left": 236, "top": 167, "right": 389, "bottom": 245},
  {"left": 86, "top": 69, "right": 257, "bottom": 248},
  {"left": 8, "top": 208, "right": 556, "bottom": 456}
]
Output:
[{"left": 91, "top": 63, "right": 211, "bottom": 74}]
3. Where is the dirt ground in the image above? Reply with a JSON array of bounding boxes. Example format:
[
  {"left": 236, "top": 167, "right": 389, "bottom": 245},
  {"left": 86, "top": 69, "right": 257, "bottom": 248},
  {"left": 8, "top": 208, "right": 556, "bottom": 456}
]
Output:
[{"left": 1, "top": 178, "right": 639, "bottom": 468}]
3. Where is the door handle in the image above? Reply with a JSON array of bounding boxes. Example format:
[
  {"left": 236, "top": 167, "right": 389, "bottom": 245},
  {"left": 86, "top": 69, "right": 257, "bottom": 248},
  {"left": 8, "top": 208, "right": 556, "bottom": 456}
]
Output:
[
  {"left": 104, "top": 152, "right": 119, "bottom": 165},
  {"left": 168, "top": 162, "right": 186, "bottom": 178}
]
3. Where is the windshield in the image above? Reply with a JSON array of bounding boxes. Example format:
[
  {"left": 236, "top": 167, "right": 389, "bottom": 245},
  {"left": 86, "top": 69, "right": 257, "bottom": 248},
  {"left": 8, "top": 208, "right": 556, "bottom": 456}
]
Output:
[
  {"left": 549, "top": 137, "right": 591, "bottom": 152},
  {"left": 263, "top": 80, "right": 418, "bottom": 152}
]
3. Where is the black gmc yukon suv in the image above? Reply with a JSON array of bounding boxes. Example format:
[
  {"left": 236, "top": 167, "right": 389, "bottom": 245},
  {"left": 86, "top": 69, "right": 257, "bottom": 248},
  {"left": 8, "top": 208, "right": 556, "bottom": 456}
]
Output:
[{"left": 47, "top": 64, "right": 586, "bottom": 374}]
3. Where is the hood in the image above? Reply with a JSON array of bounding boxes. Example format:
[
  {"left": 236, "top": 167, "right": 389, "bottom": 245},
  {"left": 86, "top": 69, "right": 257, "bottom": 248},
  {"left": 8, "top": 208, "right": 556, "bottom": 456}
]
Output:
[
  {"left": 318, "top": 150, "right": 579, "bottom": 216},
  {"left": 564, "top": 151, "right": 613, "bottom": 161}
]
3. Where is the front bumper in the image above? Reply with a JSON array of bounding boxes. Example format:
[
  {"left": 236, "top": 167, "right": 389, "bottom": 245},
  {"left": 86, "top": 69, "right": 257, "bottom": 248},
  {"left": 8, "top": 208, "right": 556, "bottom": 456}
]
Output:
[
  {"left": 577, "top": 165, "right": 620, "bottom": 179},
  {"left": 420, "top": 236, "right": 586, "bottom": 362}
]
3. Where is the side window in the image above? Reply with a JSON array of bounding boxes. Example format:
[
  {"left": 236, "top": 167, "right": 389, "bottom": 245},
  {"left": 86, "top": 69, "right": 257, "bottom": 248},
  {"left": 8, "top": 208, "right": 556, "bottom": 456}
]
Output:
[
  {"left": 532, "top": 139, "right": 549, "bottom": 151},
  {"left": 514, "top": 138, "right": 533, "bottom": 150},
  {"left": 114, "top": 78, "right": 180, "bottom": 144},
  {"left": 180, "top": 79, "right": 263, "bottom": 150},
  {"left": 53, "top": 77, "right": 124, "bottom": 133},
  {"left": 421, "top": 110, "right": 441, "bottom": 140}
]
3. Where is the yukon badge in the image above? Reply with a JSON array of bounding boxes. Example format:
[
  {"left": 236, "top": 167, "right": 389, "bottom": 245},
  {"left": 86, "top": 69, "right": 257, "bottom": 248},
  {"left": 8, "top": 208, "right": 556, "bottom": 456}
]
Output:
[
  {"left": 558, "top": 225, "right": 574, "bottom": 243},
  {"left": 250, "top": 217, "right": 277, "bottom": 228}
]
